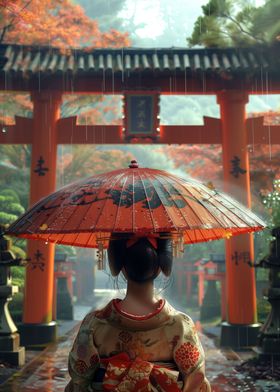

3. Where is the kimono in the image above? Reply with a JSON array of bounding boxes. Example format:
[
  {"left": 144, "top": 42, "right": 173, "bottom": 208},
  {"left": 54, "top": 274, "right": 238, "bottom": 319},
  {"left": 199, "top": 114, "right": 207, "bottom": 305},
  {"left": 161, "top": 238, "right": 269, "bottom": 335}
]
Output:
[{"left": 66, "top": 298, "right": 205, "bottom": 391}]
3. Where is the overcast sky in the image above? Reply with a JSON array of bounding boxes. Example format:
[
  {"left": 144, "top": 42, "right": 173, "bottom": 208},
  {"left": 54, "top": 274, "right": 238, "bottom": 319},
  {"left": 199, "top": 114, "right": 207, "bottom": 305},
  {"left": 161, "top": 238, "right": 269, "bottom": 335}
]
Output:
[
  {"left": 122, "top": 0, "right": 266, "bottom": 44},
  {"left": 123, "top": 0, "right": 279, "bottom": 115}
]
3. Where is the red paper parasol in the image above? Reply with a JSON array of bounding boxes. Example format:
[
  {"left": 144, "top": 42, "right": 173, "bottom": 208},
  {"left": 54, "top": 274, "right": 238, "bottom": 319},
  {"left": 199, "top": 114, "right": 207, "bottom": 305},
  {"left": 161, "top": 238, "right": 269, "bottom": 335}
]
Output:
[{"left": 7, "top": 160, "right": 265, "bottom": 248}]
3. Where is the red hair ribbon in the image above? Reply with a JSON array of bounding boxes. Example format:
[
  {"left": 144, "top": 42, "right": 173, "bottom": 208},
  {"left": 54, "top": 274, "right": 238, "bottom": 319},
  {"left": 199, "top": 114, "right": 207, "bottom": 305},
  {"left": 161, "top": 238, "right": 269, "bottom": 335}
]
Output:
[{"left": 126, "top": 234, "right": 158, "bottom": 249}]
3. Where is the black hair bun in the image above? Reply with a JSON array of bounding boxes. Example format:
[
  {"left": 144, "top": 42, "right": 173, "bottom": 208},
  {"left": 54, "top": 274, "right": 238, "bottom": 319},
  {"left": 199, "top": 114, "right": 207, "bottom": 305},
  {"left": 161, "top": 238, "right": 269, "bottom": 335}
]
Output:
[
  {"left": 107, "top": 238, "right": 125, "bottom": 276},
  {"left": 157, "top": 238, "right": 173, "bottom": 276},
  {"left": 107, "top": 235, "right": 173, "bottom": 282}
]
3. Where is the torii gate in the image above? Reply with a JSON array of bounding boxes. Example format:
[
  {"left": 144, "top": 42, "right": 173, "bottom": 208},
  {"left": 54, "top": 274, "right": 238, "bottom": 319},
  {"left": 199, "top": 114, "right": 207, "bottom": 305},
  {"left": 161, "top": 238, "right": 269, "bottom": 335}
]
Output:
[{"left": 1, "top": 43, "right": 280, "bottom": 347}]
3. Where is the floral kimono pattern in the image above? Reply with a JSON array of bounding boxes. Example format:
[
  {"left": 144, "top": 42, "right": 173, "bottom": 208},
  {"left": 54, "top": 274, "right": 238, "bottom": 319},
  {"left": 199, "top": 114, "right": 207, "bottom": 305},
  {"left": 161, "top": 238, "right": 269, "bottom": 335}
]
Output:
[{"left": 66, "top": 299, "right": 205, "bottom": 391}]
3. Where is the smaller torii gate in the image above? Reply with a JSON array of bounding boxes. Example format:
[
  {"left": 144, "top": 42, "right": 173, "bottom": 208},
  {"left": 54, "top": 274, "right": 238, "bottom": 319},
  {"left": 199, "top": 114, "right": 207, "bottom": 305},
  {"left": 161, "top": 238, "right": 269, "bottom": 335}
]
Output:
[{"left": 1, "top": 43, "right": 280, "bottom": 347}]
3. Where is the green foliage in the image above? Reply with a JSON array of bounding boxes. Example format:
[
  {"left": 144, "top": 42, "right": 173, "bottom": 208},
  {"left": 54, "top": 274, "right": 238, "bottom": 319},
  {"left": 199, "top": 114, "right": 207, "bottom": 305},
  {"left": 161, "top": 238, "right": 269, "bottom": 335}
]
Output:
[
  {"left": 10, "top": 266, "right": 25, "bottom": 322},
  {"left": 56, "top": 244, "right": 77, "bottom": 257},
  {"left": 10, "top": 244, "right": 26, "bottom": 259},
  {"left": 257, "top": 297, "right": 271, "bottom": 323},
  {"left": 0, "top": 187, "right": 27, "bottom": 256},
  {"left": 254, "top": 229, "right": 272, "bottom": 263},
  {"left": 11, "top": 266, "right": 25, "bottom": 289},
  {"left": 8, "top": 292, "right": 24, "bottom": 323},
  {"left": 0, "top": 195, "right": 16, "bottom": 205},
  {"left": 187, "top": 0, "right": 278, "bottom": 47},
  {"left": 0, "top": 145, "right": 31, "bottom": 170},
  {"left": 0, "top": 189, "right": 20, "bottom": 203},
  {"left": 262, "top": 179, "right": 280, "bottom": 227},
  {"left": 0, "top": 148, "right": 29, "bottom": 195},
  {"left": 183, "top": 239, "right": 225, "bottom": 262},
  {"left": 256, "top": 266, "right": 269, "bottom": 282},
  {"left": 253, "top": 0, "right": 280, "bottom": 43},
  {"left": 0, "top": 211, "right": 17, "bottom": 225},
  {"left": 0, "top": 146, "right": 30, "bottom": 209},
  {"left": 0, "top": 188, "right": 25, "bottom": 226},
  {"left": 7, "top": 202, "right": 25, "bottom": 216}
]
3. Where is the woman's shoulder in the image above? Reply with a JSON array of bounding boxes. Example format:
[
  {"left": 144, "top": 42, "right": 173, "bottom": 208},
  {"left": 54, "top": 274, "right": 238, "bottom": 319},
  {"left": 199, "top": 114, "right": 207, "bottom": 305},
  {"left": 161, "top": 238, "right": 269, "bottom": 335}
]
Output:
[
  {"left": 92, "top": 299, "right": 115, "bottom": 320},
  {"left": 165, "top": 301, "right": 195, "bottom": 322},
  {"left": 163, "top": 301, "right": 196, "bottom": 331},
  {"left": 175, "top": 311, "right": 196, "bottom": 326},
  {"left": 80, "top": 299, "right": 115, "bottom": 327}
]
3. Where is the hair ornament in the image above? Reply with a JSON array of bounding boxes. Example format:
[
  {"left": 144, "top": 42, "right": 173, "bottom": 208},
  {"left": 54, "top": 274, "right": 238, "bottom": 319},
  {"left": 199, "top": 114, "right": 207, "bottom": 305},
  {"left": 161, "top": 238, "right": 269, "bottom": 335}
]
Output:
[
  {"left": 96, "top": 233, "right": 110, "bottom": 270},
  {"left": 126, "top": 234, "right": 158, "bottom": 249},
  {"left": 172, "top": 233, "right": 184, "bottom": 258}
]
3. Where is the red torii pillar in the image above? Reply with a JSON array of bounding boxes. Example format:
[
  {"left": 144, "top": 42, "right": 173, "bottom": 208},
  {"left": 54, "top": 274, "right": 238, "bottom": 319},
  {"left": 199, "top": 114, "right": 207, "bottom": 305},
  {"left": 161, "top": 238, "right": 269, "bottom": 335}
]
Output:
[
  {"left": 19, "top": 92, "right": 61, "bottom": 346},
  {"left": 217, "top": 91, "right": 259, "bottom": 347}
]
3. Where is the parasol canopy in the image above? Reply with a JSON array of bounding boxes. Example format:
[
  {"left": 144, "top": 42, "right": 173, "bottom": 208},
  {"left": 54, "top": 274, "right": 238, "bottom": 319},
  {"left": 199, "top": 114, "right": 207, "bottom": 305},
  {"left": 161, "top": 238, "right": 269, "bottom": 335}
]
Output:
[{"left": 7, "top": 160, "right": 265, "bottom": 248}]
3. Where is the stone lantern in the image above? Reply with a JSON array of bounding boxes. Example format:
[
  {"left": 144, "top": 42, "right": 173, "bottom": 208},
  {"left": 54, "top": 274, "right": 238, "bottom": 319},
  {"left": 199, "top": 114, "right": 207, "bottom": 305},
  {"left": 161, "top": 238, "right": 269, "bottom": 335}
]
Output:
[
  {"left": 0, "top": 228, "right": 25, "bottom": 366},
  {"left": 255, "top": 227, "right": 280, "bottom": 358},
  {"left": 54, "top": 250, "right": 74, "bottom": 320},
  {"left": 200, "top": 259, "right": 221, "bottom": 321}
]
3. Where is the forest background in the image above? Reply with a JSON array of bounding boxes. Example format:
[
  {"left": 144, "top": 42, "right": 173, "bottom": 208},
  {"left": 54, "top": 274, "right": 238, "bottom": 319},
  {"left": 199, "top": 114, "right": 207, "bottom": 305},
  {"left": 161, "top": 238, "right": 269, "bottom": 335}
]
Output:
[{"left": 0, "top": 0, "right": 280, "bottom": 305}]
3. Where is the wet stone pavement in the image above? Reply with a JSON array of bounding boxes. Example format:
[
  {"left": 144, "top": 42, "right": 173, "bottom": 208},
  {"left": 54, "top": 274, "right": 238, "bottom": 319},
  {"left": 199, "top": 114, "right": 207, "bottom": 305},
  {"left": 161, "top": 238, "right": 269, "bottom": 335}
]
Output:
[
  {"left": 203, "top": 336, "right": 280, "bottom": 392},
  {"left": 1, "top": 293, "right": 280, "bottom": 392}
]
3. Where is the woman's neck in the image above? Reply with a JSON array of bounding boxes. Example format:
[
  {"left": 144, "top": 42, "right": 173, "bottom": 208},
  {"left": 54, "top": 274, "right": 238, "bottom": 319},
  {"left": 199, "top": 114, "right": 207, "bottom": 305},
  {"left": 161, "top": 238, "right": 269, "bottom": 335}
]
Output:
[{"left": 120, "top": 279, "right": 159, "bottom": 315}]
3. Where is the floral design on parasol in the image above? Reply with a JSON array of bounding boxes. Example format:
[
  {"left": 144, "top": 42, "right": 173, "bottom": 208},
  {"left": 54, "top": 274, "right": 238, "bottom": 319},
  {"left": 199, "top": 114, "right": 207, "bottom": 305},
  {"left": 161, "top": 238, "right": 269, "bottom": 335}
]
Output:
[{"left": 7, "top": 160, "right": 266, "bottom": 251}]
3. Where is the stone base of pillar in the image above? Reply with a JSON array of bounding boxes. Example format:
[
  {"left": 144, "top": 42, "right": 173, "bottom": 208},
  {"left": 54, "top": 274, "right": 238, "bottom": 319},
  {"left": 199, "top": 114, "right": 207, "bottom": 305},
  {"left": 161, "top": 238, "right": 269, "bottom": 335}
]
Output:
[
  {"left": 0, "top": 332, "right": 20, "bottom": 351},
  {"left": 256, "top": 333, "right": 280, "bottom": 359},
  {"left": 220, "top": 322, "right": 260, "bottom": 348},
  {"left": 0, "top": 332, "right": 25, "bottom": 366},
  {"left": 0, "top": 346, "right": 25, "bottom": 366},
  {"left": 254, "top": 347, "right": 280, "bottom": 360},
  {"left": 18, "top": 321, "right": 57, "bottom": 348}
]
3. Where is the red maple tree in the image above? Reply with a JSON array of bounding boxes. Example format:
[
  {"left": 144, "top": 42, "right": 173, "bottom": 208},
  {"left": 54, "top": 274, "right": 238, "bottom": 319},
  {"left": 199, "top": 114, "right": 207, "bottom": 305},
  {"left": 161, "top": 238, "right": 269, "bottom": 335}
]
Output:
[
  {"left": 0, "top": 0, "right": 129, "bottom": 47},
  {"left": 160, "top": 112, "right": 280, "bottom": 197},
  {"left": 0, "top": 1, "right": 128, "bottom": 126}
]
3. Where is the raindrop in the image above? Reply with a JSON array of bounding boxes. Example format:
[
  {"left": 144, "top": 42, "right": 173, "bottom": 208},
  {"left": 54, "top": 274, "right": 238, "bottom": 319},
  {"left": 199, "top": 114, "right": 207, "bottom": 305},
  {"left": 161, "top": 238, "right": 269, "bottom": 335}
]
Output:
[
  {"left": 38, "top": 48, "right": 41, "bottom": 92},
  {"left": 121, "top": 47, "right": 124, "bottom": 83},
  {"left": 4, "top": 70, "right": 8, "bottom": 91},
  {"left": 2, "top": 126, "right": 7, "bottom": 133},
  {"left": 112, "top": 68, "right": 115, "bottom": 95},
  {"left": 202, "top": 71, "right": 206, "bottom": 92},
  {"left": 260, "top": 65, "right": 264, "bottom": 95},
  {"left": 103, "top": 68, "right": 106, "bottom": 92},
  {"left": 265, "top": 71, "right": 272, "bottom": 160}
]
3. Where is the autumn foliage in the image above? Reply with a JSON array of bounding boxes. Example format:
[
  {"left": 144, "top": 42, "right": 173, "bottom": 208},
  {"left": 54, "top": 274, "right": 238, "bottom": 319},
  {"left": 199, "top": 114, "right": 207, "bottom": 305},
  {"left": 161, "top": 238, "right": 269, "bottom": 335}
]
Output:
[
  {"left": 0, "top": 1, "right": 131, "bottom": 204},
  {"left": 0, "top": 0, "right": 130, "bottom": 47},
  {"left": 0, "top": 1, "right": 279, "bottom": 204},
  {"left": 57, "top": 146, "right": 134, "bottom": 187},
  {"left": 0, "top": 1, "right": 129, "bottom": 127},
  {"left": 0, "top": 93, "right": 32, "bottom": 124},
  {"left": 159, "top": 112, "right": 280, "bottom": 201}
]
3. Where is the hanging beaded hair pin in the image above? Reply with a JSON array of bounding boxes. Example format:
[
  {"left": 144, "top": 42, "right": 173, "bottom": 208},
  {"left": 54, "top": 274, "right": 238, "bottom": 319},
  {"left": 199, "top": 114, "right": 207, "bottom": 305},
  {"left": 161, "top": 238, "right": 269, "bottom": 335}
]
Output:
[{"left": 96, "top": 231, "right": 184, "bottom": 271}]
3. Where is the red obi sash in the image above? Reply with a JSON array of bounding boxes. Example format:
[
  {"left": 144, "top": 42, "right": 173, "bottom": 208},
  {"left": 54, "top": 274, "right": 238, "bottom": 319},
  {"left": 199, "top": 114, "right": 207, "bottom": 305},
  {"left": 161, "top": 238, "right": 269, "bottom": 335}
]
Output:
[{"left": 100, "top": 353, "right": 182, "bottom": 391}]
